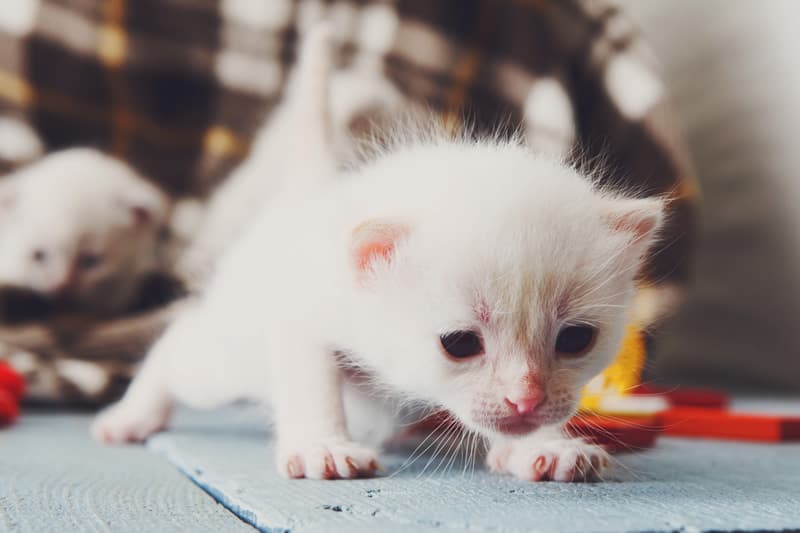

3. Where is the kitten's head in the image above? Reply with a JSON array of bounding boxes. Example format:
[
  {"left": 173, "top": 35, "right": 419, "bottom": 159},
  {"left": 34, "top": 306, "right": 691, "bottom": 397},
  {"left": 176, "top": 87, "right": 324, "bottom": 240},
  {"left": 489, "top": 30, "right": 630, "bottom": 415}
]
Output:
[
  {"left": 0, "top": 149, "right": 167, "bottom": 306},
  {"left": 349, "top": 140, "right": 664, "bottom": 438}
]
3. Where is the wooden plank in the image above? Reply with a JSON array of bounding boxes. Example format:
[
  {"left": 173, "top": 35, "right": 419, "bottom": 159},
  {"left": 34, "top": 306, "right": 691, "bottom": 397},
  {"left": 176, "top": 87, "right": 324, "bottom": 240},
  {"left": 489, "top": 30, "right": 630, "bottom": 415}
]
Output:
[
  {"left": 0, "top": 411, "right": 254, "bottom": 533},
  {"left": 149, "top": 402, "right": 800, "bottom": 533}
]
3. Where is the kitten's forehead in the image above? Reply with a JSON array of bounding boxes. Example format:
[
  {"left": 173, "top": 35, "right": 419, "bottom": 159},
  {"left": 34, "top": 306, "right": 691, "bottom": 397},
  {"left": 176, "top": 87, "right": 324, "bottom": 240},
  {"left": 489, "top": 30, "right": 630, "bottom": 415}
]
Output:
[
  {"left": 481, "top": 265, "right": 598, "bottom": 351},
  {"left": 381, "top": 141, "right": 630, "bottom": 339},
  {"left": 431, "top": 156, "right": 622, "bottom": 343}
]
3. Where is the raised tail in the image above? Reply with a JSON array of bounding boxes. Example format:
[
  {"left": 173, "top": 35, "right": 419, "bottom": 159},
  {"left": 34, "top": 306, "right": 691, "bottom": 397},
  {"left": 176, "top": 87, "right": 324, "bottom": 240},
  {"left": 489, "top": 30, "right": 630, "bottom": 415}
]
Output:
[{"left": 282, "top": 22, "right": 337, "bottom": 186}]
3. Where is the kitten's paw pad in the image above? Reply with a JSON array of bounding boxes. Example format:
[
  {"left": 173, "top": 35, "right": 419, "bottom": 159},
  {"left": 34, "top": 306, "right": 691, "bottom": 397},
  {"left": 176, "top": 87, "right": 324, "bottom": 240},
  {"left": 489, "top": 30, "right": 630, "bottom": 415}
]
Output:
[
  {"left": 493, "top": 438, "right": 609, "bottom": 482},
  {"left": 278, "top": 440, "right": 380, "bottom": 480},
  {"left": 91, "top": 402, "right": 169, "bottom": 445}
]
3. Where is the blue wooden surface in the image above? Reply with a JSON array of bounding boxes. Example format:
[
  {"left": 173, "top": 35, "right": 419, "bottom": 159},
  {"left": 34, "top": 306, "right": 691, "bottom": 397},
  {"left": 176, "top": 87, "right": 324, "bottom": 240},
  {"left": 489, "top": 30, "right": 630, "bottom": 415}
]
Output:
[
  {"left": 0, "top": 411, "right": 254, "bottom": 532},
  {"left": 149, "top": 401, "right": 800, "bottom": 533}
]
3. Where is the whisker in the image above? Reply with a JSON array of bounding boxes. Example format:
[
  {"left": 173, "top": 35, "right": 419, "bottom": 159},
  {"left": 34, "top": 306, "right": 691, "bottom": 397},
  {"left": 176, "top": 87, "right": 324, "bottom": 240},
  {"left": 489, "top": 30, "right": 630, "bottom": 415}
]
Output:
[
  {"left": 418, "top": 420, "right": 460, "bottom": 477},
  {"left": 391, "top": 415, "right": 453, "bottom": 477}
]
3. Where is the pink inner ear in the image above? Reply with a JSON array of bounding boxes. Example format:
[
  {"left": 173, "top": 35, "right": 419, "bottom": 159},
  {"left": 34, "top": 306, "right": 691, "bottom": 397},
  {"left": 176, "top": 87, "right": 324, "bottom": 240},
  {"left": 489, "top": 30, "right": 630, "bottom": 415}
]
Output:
[
  {"left": 352, "top": 220, "right": 409, "bottom": 274},
  {"left": 609, "top": 215, "right": 654, "bottom": 243},
  {"left": 130, "top": 205, "right": 151, "bottom": 225},
  {"left": 604, "top": 198, "right": 663, "bottom": 244},
  {"left": 356, "top": 239, "right": 395, "bottom": 271}
]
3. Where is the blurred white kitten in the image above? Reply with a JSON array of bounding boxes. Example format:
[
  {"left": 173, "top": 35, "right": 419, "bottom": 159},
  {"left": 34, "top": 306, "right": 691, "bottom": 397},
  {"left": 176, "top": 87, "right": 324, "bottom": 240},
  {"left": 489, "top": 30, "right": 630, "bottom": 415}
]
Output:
[
  {"left": 179, "top": 40, "right": 405, "bottom": 283},
  {"left": 0, "top": 148, "right": 169, "bottom": 314},
  {"left": 93, "top": 25, "right": 663, "bottom": 483}
]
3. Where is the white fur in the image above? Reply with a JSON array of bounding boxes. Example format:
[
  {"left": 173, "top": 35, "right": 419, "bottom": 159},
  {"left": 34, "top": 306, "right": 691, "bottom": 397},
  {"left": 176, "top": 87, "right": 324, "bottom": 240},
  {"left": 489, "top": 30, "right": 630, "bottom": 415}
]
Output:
[
  {"left": 94, "top": 27, "right": 664, "bottom": 482},
  {"left": 0, "top": 148, "right": 168, "bottom": 313}
]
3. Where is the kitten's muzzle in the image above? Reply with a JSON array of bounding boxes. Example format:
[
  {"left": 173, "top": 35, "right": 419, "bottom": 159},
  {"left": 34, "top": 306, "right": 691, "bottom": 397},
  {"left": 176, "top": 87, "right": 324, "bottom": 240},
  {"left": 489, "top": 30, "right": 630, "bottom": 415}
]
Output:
[
  {"left": 475, "top": 398, "right": 549, "bottom": 436},
  {"left": 490, "top": 414, "right": 542, "bottom": 436}
]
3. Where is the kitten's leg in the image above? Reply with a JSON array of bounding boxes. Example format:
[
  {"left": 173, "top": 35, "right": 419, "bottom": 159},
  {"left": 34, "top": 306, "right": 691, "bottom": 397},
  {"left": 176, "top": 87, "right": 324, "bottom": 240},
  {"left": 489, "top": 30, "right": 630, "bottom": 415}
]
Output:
[
  {"left": 90, "top": 342, "right": 172, "bottom": 444},
  {"left": 91, "top": 307, "right": 236, "bottom": 443},
  {"left": 486, "top": 425, "right": 610, "bottom": 482},
  {"left": 269, "top": 341, "right": 379, "bottom": 480},
  {"left": 342, "top": 380, "right": 398, "bottom": 449}
]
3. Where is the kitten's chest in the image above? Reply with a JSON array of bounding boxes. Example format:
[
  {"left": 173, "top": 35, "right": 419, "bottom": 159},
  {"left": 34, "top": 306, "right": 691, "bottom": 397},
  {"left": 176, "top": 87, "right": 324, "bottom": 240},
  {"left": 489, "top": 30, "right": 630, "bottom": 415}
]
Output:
[{"left": 337, "top": 359, "right": 403, "bottom": 447}]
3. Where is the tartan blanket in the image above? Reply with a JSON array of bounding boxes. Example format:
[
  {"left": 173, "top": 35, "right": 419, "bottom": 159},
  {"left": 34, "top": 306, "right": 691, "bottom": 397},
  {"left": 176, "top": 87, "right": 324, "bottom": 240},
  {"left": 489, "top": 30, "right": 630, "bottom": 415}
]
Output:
[{"left": 0, "top": 0, "right": 696, "bottom": 406}]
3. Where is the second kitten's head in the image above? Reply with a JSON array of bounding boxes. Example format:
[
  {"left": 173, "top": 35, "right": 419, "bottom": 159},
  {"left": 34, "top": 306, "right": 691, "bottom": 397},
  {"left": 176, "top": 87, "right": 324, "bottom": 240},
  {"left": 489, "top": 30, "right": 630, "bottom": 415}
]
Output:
[
  {"left": 349, "top": 139, "right": 664, "bottom": 438},
  {"left": 0, "top": 149, "right": 168, "bottom": 310}
]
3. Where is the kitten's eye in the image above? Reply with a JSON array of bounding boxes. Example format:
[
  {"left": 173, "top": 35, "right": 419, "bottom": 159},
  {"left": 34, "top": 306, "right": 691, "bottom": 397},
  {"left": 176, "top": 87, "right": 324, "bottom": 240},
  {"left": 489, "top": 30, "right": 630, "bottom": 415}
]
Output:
[
  {"left": 555, "top": 325, "right": 597, "bottom": 357},
  {"left": 32, "top": 249, "right": 47, "bottom": 263},
  {"left": 440, "top": 330, "right": 484, "bottom": 360},
  {"left": 77, "top": 252, "right": 103, "bottom": 270}
]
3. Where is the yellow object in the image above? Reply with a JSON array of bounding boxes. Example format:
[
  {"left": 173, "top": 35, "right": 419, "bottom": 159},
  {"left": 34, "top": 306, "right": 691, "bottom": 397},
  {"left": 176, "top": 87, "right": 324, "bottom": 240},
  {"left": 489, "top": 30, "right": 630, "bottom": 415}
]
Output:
[
  {"left": 98, "top": 26, "right": 127, "bottom": 67},
  {"left": 579, "top": 324, "right": 646, "bottom": 413}
]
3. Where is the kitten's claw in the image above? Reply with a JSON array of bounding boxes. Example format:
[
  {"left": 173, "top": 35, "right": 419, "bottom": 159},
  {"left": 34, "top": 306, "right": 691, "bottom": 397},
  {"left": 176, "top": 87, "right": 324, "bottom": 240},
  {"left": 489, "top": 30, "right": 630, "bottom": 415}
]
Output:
[
  {"left": 278, "top": 439, "right": 380, "bottom": 480},
  {"left": 488, "top": 437, "right": 610, "bottom": 482},
  {"left": 91, "top": 401, "right": 170, "bottom": 445}
]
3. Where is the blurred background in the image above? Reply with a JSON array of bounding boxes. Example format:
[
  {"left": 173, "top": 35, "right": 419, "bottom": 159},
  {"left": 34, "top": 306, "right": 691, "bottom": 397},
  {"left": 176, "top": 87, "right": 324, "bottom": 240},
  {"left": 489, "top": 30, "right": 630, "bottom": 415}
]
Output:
[
  {"left": 0, "top": 0, "right": 798, "bottom": 413},
  {"left": 621, "top": 0, "right": 800, "bottom": 392}
]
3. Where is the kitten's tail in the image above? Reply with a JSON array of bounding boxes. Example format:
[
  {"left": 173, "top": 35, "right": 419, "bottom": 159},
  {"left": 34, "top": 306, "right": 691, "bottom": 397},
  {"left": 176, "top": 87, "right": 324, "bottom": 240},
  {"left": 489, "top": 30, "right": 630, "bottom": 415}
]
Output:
[{"left": 284, "top": 22, "right": 337, "bottom": 186}]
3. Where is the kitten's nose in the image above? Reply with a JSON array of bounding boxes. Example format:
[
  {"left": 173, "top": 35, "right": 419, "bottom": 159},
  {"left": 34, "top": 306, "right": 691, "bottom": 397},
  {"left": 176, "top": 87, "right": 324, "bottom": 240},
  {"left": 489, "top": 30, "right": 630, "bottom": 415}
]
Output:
[
  {"left": 48, "top": 270, "right": 76, "bottom": 294},
  {"left": 505, "top": 392, "right": 544, "bottom": 415}
]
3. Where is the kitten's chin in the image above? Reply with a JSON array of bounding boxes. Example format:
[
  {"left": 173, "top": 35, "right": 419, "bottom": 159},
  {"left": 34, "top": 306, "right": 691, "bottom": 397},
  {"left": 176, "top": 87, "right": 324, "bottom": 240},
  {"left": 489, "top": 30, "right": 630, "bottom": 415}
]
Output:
[
  {"left": 477, "top": 407, "right": 576, "bottom": 437},
  {"left": 470, "top": 413, "right": 547, "bottom": 437},
  {"left": 490, "top": 416, "right": 541, "bottom": 436}
]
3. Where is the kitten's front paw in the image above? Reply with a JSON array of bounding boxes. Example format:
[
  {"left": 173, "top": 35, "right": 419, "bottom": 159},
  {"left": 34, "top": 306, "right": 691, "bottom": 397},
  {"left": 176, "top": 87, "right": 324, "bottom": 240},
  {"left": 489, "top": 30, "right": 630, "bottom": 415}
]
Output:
[
  {"left": 488, "top": 436, "right": 610, "bottom": 482},
  {"left": 278, "top": 439, "right": 380, "bottom": 480},
  {"left": 91, "top": 401, "right": 170, "bottom": 444}
]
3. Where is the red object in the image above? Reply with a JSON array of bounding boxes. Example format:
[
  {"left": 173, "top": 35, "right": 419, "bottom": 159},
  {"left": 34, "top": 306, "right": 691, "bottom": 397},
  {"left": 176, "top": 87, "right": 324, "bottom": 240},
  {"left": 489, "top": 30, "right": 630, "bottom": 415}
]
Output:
[
  {"left": 634, "top": 384, "right": 729, "bottom": 409},
  {"left": 0, "top": 388, "right": 19, "bottom": 426},
  {"left": 660, "top": 406, "right": 800, "bottom": 442},
  {"left": 567, "top": 414, "right": 662, "bottom": 453},
  {"left": 0, "top": 362, "right": 24, "bottom": 427},
  {"left": 0, "top": 361, "right": 25, "bottom": 400}
]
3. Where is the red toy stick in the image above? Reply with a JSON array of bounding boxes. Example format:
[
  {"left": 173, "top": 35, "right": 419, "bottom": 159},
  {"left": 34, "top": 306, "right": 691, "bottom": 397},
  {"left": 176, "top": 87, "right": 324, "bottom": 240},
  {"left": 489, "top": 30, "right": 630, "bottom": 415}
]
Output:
[
  {"left": 660, "top": 406, "right": 800, "bottom": 442},
  {"left": 633, "top": 385, "right": 729, "bottom": 409}
]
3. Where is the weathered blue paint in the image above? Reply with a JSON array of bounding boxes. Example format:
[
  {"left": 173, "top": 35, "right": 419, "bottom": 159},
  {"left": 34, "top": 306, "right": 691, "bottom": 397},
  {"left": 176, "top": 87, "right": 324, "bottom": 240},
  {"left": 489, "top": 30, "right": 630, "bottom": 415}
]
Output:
[
  {"left": 149, "top": 401, "right": 800, "bottom": 533},
  {"left": 0, "top": 412, "right": 254, "bottom": 532}
]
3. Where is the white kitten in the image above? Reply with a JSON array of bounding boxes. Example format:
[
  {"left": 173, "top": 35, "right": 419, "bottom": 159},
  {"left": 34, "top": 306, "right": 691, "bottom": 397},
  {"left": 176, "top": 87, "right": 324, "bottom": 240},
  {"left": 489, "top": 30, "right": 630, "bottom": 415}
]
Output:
[
  {"left": 180, "top": 33, "right": 404, "bottom": 282},
  {"left": 0, "top": 148, "right": 169, "bottom": 314},
  {"left": 92, "top": 26, "right": 664, "bottom": 482}
]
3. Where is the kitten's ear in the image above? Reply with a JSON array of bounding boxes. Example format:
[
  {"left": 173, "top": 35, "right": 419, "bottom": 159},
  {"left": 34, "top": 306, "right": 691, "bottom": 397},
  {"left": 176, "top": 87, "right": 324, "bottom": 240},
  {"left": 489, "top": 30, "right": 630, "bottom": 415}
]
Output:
[
  {"left": 351, "top": 219, "right": 410, "bottom": 278},
  {"left": 129, "top": 203, "right": 159, "bottom": 225},
  {"left": 121, "top": 188, "right": 169, "bottom": 227},
  {"left": 602, "top": 196, "right": 665, "bottom": 251}
]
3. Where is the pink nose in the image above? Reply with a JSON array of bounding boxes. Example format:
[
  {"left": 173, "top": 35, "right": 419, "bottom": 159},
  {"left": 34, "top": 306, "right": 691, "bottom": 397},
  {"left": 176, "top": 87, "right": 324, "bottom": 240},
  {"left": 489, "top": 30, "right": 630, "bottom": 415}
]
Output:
[
  {"left": 505, "top": 393, "right": 544, "bottom": 415},
  {"left": 48, "top": 273, "right": 74, "bottom": 294}
]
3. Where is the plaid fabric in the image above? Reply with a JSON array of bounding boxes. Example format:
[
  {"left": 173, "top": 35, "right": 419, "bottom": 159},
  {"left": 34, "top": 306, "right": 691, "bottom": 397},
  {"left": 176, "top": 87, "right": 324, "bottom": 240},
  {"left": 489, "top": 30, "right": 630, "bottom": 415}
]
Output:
[{"left": 0, "top": 0, "right": 697, "bottom": 405}]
